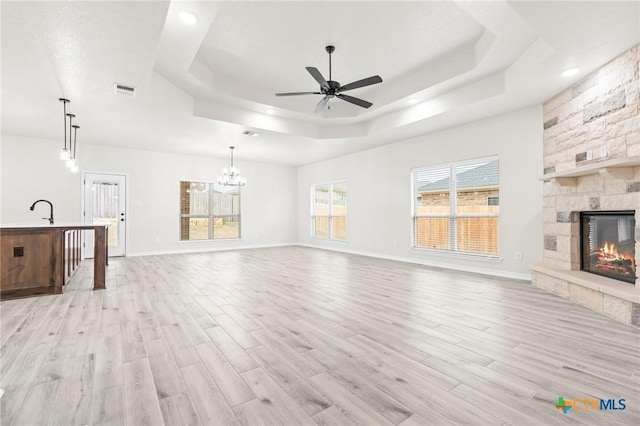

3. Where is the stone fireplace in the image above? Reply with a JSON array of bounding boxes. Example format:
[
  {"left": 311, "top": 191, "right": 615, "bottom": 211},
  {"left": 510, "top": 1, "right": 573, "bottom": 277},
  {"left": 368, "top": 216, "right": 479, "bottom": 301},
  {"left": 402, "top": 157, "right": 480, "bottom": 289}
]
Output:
[{"left": 531, "top": 44, "right": 640, "bottom": 327}]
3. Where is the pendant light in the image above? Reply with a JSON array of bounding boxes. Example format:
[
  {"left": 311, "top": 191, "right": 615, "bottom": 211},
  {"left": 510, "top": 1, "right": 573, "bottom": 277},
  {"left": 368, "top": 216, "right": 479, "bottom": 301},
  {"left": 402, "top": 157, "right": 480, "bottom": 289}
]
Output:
[
  {"left": 70, "top": 125, "right": 80, "bottom": 173},
  {"left": 217, "top": 146, "right": 246, "bottom": 186},
  {"left": 65, "top": 113, "right": 76, "bottom": 168},
  {"left": 57, "top": 97, "right": 82, "bottom": 173},
  {"left": 58, "top": 98, "right": 71, "bottom": 160}
]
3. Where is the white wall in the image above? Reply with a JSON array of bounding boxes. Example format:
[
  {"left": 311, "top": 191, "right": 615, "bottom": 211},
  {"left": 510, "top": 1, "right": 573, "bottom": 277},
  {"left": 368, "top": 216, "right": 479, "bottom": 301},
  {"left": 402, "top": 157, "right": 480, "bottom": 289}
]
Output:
[
  {"left": 297, "top": 106, "right": 543, "bottom": 279},
  {"left": 1, "top": 134, "right": 298, "bottom": 255},
  {"left": 1, "top": 105, "right": 543, "bottom": 277}
]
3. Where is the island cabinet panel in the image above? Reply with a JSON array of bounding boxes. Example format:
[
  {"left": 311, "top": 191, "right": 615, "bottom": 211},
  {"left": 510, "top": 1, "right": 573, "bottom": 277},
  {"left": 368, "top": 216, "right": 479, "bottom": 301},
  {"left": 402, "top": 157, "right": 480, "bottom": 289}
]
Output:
[
  {"left": 1, "top": 225, "right": 107, "bottom": 300},
  {"left": 1, "top": 228, "right": 63, "bottom": 297},
  {"left": 64, "top": 229, "right": 81, "bottom": 284}
]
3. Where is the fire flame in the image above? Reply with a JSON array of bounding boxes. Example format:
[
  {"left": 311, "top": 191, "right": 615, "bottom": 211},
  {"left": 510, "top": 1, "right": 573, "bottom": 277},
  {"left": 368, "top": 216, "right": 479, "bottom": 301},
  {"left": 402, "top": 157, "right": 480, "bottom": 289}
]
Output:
[
  {"left": 598, "top": 241, "right": 636, "bottom": 269},
  {"left": 602, "top": 242, "right": 619, "bottom": 258}
]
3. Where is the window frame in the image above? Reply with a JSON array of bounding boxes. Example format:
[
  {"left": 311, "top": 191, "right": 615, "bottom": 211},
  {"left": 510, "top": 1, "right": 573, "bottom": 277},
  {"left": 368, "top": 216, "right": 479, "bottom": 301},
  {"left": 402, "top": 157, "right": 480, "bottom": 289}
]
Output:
[
  {"left": 411, "top": 155, "right": 499, "bottom": 258},
  {"left": 179, "top": 180, "right": 242, "bottom": 241},
  {"left": 310, "top": 181, "right": 347, "bottom": 241},
  {"left": 487, "top": 196, "right": 499, "bottom": 206}
]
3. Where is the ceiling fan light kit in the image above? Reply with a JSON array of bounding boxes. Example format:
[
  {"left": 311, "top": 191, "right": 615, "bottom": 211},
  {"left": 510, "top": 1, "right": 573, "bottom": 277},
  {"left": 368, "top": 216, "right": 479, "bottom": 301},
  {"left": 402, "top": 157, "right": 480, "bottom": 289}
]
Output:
[{"left": 276, "top": 45, "right": 383, "bottom": 114}]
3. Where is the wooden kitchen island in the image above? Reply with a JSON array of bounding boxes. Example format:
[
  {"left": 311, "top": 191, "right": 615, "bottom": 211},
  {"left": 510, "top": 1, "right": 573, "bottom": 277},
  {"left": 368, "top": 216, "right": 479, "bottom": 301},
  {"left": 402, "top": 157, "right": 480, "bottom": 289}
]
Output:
[{"left": 0, "top": 224, "right": 108, "bottom": 299}]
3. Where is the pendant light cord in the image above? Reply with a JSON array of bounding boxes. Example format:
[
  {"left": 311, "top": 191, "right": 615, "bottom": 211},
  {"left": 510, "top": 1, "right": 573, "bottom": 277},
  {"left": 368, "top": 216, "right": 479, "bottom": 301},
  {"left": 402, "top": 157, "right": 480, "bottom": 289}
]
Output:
[
  {"left": 72, "top": 126, "right": 79, "bottom": 159},
  {"left": 62, "top": 99, "right": 68, "bottom": 150},
  {"left": 67, "top": 114, "right": 75, "bottom": 153}
]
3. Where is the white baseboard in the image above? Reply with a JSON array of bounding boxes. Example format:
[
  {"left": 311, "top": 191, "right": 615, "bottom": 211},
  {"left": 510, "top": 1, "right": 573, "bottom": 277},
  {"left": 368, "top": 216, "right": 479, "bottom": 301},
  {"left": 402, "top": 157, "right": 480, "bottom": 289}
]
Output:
[
  {"left": 127, "top": 242, "right": 296, "bottom": 258},
  {"left": 124, "top": 241, "right": 531, "bottom": 281},
  {"left": 297, "top": 243, "right": 532, "bottom": 281}
]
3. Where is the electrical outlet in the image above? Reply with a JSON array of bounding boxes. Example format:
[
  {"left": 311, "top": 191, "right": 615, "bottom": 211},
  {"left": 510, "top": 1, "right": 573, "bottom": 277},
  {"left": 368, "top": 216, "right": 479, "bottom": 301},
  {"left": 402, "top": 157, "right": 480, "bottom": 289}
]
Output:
[
  {"left": 586, "top": 150, "right": 593, "bottom": 161},
  {"left": 515, "top": 251, "right": 522, "bottom": 260},
  {"left": 600, "top": 145, "right": 608, "bottom": 158}
]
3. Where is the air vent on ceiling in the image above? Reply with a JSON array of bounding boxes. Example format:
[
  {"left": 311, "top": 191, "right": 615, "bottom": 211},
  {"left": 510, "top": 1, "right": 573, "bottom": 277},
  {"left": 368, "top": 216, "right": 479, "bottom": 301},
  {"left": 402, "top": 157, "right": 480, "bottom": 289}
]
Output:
[
  {"left": 243, "top": 130, "right": 261, "bottom": 137},
  {"left": 114, "top": 83, "right": 136, "bottom": 96}
]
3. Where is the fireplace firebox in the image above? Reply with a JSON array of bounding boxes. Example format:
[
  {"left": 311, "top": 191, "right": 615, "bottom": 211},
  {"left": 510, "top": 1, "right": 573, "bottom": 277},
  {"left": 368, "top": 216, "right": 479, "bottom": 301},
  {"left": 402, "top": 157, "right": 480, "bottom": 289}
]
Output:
[{"left": 580, "top": 211, "right": 636, "bottom": 284}]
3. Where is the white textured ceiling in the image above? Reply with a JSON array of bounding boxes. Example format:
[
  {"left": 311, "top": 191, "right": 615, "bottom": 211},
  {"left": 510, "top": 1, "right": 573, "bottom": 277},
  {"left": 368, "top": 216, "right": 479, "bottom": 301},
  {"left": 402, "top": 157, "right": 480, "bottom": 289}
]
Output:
[{"left": 2, "top": 1, "right": 639, "bottom": 166}]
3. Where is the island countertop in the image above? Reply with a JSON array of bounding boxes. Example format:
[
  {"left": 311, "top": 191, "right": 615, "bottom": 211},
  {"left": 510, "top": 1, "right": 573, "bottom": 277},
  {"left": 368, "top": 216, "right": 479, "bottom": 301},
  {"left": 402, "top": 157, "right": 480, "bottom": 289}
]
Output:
[{"left": 1, "top": 222, "right": 105, "bottom": 229}]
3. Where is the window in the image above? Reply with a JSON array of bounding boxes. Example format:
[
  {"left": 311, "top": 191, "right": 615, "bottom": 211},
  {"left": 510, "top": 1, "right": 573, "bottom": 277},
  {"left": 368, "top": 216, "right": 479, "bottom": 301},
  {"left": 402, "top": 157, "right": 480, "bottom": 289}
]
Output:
[
  {"left": 412, "top": 156, "right": 499, "bottom": 255},
  {"left": 180, "top": 181, "right": 240, "bottom": 240},
  {"left": 311, "top": 182, "right": 347, "bottom": 240}
]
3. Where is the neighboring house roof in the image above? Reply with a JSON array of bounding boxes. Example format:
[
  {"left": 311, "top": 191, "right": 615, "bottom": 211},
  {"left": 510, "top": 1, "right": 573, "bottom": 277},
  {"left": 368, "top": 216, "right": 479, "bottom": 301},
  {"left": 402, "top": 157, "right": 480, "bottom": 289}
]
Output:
[{"left": 417, "top": 160, "right": 499, "bottom": 192}]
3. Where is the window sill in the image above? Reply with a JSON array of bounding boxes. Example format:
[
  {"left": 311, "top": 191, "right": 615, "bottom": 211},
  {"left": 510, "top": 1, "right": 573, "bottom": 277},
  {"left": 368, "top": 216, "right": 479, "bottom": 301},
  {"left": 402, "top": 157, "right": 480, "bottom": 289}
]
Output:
[{"left": 412, "top": 247, "right": 502, "bottom": 263}]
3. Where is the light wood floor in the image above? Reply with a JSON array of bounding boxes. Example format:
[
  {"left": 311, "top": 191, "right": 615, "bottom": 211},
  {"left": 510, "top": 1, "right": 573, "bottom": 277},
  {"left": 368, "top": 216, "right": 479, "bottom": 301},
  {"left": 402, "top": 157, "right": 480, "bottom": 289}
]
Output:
[{"left": 1, "top": 246, "right": 639, "bottom": 426}]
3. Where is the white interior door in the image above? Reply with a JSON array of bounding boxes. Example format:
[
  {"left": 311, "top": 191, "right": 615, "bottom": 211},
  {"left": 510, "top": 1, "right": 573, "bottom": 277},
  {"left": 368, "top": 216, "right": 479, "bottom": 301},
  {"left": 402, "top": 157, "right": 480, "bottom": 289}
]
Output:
[{"left": 83, "top": 173, "right": 127, "bottom": 257}]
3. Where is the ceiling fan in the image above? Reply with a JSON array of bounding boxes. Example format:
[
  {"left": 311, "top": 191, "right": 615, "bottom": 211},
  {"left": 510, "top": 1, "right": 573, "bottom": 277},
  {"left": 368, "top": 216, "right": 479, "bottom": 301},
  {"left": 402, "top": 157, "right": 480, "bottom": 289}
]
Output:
[{"left": 276, "top": 45, "right": 383, "bottom": 114}]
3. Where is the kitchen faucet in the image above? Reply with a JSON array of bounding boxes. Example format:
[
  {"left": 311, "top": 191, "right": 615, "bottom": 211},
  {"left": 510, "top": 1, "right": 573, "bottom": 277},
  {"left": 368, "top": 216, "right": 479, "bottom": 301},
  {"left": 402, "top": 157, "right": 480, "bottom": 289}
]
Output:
[{"left": 29, "top": 199, "right": 54, "bottom": 225}]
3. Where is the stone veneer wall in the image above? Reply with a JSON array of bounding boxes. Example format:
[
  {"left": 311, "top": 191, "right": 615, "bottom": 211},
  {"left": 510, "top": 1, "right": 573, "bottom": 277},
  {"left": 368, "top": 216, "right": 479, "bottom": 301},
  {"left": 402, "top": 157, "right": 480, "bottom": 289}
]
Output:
[{"left": 532, "top": 44, "right": 640, "bottom": 327}]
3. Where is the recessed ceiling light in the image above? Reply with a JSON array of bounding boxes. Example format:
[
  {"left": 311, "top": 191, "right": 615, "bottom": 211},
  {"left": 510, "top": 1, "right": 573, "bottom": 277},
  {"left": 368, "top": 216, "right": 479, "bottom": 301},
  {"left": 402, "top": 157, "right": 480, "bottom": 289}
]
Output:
[
  {"left": 265, "top": 108, "right": 275, "bottom": 114},
  {"left": 407, "top": 97, "right": 418, "bottom": 105},
  {"left": 179, "top": 10, "right": 197, "bottom": 26},
  {"left": 562, "top": 67, "right": 580, "bottom": 77}
]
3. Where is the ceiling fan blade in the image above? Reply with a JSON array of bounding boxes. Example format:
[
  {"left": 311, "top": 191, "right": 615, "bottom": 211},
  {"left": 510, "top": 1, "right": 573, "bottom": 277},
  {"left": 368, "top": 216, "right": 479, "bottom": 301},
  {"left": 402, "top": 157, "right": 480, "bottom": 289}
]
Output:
[
  {"left": 275, "top": 92, "right": 322, "bottom": 96},
  {"left": 339, "top": 75, "right": 383, "bottom": 92},
  {"left": 337, "top": 94, "right": 373, "bottom": 109},
  {"left": 306, "top": 67, "right": 330, "bottom": 90},
  {"left": 313, "top": 96, "right": 330, "bottom": 114}
]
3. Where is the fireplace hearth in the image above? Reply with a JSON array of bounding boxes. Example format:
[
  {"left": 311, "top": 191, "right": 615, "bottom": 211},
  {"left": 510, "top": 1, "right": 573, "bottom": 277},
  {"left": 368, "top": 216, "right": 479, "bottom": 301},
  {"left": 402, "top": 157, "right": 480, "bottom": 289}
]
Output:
[{"left": 580, "top": 211, "right": 636, "bottom": 284}]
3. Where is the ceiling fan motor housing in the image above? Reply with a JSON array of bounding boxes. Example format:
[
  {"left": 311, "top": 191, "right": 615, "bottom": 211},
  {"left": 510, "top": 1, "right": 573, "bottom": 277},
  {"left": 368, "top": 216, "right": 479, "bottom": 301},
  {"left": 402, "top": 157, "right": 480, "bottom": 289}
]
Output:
[{"left": 324, "top": 80, "right": 341, "bottom": 95}]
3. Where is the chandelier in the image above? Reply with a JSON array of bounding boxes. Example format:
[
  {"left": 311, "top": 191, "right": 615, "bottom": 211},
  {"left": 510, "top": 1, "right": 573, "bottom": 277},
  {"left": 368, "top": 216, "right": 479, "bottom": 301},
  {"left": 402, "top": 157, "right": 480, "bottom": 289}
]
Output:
[{"left": 217, "top": 146, "right": 246, "bottom": 186}]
